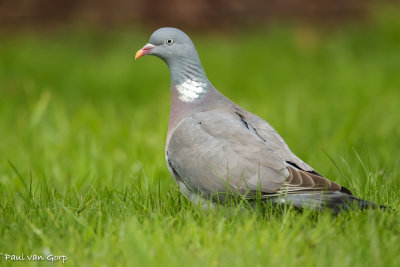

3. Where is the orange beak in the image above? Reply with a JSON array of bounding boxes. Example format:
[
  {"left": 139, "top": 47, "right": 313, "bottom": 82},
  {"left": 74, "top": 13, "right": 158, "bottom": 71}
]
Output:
[{"left": 135, "top": 44, "right": 156, "bottom": 60}]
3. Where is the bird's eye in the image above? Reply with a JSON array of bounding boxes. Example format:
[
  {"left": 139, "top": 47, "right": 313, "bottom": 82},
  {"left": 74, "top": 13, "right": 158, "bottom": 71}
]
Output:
[{"left": 166, "top": 38, "right": 174, "bottom": 45}]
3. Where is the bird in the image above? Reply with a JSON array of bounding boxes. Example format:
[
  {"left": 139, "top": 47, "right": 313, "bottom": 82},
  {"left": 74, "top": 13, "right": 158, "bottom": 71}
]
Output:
[{"left": 135, "top": 27, "right": 383, "bottom": 212}]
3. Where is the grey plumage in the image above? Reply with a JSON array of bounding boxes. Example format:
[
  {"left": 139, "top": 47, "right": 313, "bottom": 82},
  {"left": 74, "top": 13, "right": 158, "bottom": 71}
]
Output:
[{"left": 136, "top": 27, "right": 383, "bottom": 212}]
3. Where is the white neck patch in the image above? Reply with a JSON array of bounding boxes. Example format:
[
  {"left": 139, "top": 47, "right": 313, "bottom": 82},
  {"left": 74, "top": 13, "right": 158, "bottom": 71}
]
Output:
[{"left": 176, "top": 80, "right": 207, "bottom": 102}]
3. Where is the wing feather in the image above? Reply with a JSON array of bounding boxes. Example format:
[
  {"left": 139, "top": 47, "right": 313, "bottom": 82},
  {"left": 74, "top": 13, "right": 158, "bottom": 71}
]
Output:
[
  {"left": 167, "top": 104, "right": 349, "bottom": 201},
  {"left": 232, "top": 106, "right": 349, "bottom": 195},
  {"left": 167, "top": 110, "right": 289, "bottom": 198}
]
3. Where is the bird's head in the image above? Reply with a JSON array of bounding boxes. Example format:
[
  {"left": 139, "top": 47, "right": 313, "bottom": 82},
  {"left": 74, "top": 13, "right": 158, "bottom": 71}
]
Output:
[
  {"left": 135, "top": 27, "right": 209, "bottom": 88},
  {"left": 135, "top": 27, "right": 199, "bottom": 65}
]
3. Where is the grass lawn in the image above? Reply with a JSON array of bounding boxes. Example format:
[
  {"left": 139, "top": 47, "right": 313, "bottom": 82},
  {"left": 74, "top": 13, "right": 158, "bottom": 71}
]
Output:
[{"left": 1, "top": 6, "right": 400, "bottom": 267}]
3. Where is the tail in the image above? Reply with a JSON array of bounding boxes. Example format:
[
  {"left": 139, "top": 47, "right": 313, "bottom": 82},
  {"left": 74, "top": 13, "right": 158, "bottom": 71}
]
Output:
[{"left": 271, "top": 191, "right": 386, "bottom": 212}]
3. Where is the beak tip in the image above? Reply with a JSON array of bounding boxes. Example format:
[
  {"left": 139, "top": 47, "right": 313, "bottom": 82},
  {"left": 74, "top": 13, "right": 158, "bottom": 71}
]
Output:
[
  {"left": 134, "top": 51, "right": 142, "bottom": 60},
  {"left": 134, "top": 44, "right": 155, "bottom": 61}
]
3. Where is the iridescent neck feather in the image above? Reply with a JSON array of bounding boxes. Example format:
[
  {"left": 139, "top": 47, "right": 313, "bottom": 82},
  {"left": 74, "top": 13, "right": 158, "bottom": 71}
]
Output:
[{"left": 169, "top": 57, "right": 209, "bottom": 103}]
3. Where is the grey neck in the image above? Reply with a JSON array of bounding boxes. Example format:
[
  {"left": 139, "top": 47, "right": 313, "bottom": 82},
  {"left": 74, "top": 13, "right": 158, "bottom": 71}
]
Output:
[
  {"left": 167, "top": 57, "right": 211, "bottom": 103},
  {"left": 168, "top": 57, "right": 208, "bottom": 85}
]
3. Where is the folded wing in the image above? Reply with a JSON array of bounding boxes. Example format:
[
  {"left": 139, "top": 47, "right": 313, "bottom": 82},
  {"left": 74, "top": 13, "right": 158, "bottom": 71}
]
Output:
[{"left": 167, "top": 110, "right": 289, "bottom": 198}]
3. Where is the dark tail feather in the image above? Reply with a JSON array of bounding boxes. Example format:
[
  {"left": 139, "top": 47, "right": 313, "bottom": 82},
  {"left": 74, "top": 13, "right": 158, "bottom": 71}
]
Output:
[{"left": 272, "top": 191, "right": 386, "bottom": 212}]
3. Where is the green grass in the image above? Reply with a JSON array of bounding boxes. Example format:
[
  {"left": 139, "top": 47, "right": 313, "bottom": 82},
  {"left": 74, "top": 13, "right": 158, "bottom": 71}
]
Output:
[{"left": 1, "top": 7, "right": 400, "bottom": 267}]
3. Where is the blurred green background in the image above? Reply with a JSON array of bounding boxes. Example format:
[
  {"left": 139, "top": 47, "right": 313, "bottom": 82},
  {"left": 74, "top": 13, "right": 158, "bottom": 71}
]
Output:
[{"left": 1, "top": 1, "right": 400, "bottom": 266}]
